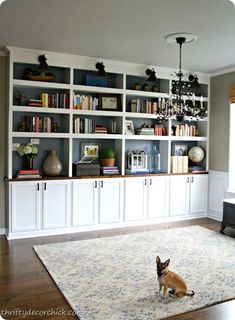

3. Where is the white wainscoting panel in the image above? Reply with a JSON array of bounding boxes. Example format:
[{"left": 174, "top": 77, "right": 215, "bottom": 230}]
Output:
[
  {"left": 0, "top": 228, "right": 6, "bottom": 235},
  {"left": 208, "top": 171, "right": 228, "bottom": 221}
]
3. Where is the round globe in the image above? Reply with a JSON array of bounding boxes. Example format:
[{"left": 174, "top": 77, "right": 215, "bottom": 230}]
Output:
[{"left": 188, "top": 146, "right": 205, "bottom": 163}]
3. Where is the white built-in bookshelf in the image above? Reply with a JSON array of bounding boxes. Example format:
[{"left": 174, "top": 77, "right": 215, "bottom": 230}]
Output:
[
  {"left": 6, "top": 46, "right": 210, "bottom": 239},
  {"left": 7, "top": 46, "right": 209, "bottom": 179}
]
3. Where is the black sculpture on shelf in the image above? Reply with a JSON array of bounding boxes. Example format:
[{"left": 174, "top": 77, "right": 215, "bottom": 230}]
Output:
[
  {"left": 38, "top": 54, "right": 49, "bottom": 71},
  {"left": 146, "top": 68, "right": 157, "bottom": 82},
  {"left": 96, "top": 62, "right": 106, "bottom": 76},
  {"left": 23, "top": 54, "right": 55, "bottom": 81}
]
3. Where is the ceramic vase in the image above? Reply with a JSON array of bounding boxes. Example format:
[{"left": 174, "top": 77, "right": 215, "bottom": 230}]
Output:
[{"left": 42, "top": 150, "right": 62, "bottom": 176}]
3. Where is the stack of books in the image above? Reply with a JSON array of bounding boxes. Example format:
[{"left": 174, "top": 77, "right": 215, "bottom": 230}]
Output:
[
  {"left": 135, "top": 127, "right": 154, "bottom": 135},
  {"left": 28, "top": 99, "right": 43, "bottom": 107},
  {"left": 16, "top": 169, "right": 41, "bottom": 179},
  {"left": 95, "top": 125, "right": 107, "bottom": 134},
  {"left": 188, "top": 166, "right": 207, "bottom": 173},
  {"left": 101, "top": 166, "right": 119, "bottom": 175}
]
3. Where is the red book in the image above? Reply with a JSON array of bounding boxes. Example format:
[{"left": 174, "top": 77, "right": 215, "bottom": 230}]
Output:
[{"left": 18, "top": 169, "right": 39, "bottom": 175}]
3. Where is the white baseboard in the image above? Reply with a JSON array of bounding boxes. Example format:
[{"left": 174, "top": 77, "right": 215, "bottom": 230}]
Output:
[
  {"left": 208, "top": 170, "right": 228, "bottom": 221},
  {"left": 7, "top": 213, "right": 207, "bottom": 240}
]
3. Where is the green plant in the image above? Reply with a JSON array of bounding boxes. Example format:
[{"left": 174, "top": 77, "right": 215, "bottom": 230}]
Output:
[{"left": 99, "top": 148, "right": 115, "bottom": 159}]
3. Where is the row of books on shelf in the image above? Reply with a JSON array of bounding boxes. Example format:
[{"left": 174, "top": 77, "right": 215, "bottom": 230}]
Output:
[
  {"left": 129, "top": 98, "right": 167, "bottom": 114},
  {"left": 130, "top": 99, "right": 158, "bottom": 114},
  {"left": 171, "top": 156, "right": 188, "bottom": 174},
  {"left": 28, "top": 93, "right": 69, "bottom": 109},
  {"left": 73, "top": 118, "right": 107, "bottom": 133},
  {"left": 73, "top": 94, "right": 99, "bottom": 110},
  {"left": 18, "top": 115, "right": 59, "bottom": 133},
  {"left": 16, "top": 169, "right": 42, "bottom": 179},
  {"left": 172, "top": 124, "right": 198, "bottom": 137}
]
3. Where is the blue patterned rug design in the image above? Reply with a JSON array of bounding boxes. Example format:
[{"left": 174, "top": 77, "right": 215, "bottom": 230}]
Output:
[{"left": 34, "top": 226, "right": 235, "bottom": 319}]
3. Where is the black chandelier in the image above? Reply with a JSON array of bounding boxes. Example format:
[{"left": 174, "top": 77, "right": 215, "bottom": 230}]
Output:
[{"left": 162, "top": 33, "right": 207, "bottom": 121}]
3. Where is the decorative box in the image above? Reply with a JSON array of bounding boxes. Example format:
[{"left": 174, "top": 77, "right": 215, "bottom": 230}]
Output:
[{"left": 73, "top": 163, "right": 100, "bottom": 176}]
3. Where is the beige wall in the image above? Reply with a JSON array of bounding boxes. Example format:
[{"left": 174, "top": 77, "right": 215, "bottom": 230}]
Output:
[
  {"left": 209, "top": 72, "right": 235, "bottom": 172},
  {"left": 0, "top": 56, "right": 7, "bottom": 230}
]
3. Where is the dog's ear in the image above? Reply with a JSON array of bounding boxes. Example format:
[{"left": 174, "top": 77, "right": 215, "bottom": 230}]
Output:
[
  {"left": 156, "top": 256, "right": 160, "bottom": 264},
  {"left": 164, "top": 259, "right": 170, "bottom": 267}
]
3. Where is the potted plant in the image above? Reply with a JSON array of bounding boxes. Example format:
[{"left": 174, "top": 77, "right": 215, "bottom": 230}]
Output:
[{"left": 99, "top": 148, "right": 115, "bottom": 167}]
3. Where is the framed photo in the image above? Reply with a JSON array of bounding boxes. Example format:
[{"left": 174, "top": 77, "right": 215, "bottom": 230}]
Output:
[
  {"left": 125, "top": 120, "right": 135, "bottom": 135},
  {"left": 99, "top": 94, "right": 121, "bottom": 111},
  {"left": 80, "top": 143, "right": 99, "bottom": 162},
  {"left": 172, "top": 144, "right": 188, "bottom": 156}
]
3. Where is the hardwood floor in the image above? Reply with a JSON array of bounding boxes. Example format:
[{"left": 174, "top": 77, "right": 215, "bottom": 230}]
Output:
[{"left": 0, "top": 218, "right": 235, "bottom": 320}]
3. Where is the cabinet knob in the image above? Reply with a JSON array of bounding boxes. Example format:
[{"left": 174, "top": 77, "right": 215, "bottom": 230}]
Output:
[
  {"left": 94, "top": 181, "right": 97, "bottom": 188},
  {"left": 144, "top": 179, "right": 147, "bottom": 185},
  {"left": 37, "top": 183, "right": 40, "bottom": 191},
  {"left": 150, "top": 179, "right": 152, "bottom": 185},
  {"left": 44, "top": 183, "right": 47, "bottom": 190},
  {"left": 100, "top": 181, "right": 103, "bottom": 188},
  {"left": 191, "top": 176, "right": 194, "bottom": 183},
  {"left": 186, "top": 177, "right": 189, "bottom": 183}
]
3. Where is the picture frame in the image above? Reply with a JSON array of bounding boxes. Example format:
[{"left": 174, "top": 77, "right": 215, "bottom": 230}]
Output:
[
  {"left": 99, "top": 94, "right": 121, "bottom": 111},
  {"left": 172, "top": 144, "right": 188, "bottom": 156},
  {"left": 125, "top": 120, "right": 135, "bottom": 135},
  {"left": 80, "top": 143, "right": 99, "bottom": 162}
]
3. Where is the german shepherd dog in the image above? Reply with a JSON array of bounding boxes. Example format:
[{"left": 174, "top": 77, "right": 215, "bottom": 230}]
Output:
[{"left": 156, "top": 256, "right": 195, "bottom": 298}]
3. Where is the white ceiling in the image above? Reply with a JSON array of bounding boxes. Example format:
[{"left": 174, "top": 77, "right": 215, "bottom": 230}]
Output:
[{"left": 0, "top": 0, "right": 235, "bottom": 74}]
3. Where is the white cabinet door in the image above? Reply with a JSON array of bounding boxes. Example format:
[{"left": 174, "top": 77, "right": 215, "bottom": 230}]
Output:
[
  {"left": 11, "top": 182, "right": 40, "bottom": 232},
  {"left": 148, "top": 176, "right": 169, "bottom": 218},
  {"left": 72, "top": 179, "right": 97, "bottom": 226},
  {"left": 124, "top": 177, "right": 146, "bottom": 221},
  {"left": 42, "top": 181, "right": 70, "bottom": 229},
  {"left": 99, "top": 178, "right": 123, "bottom": 224},
  {"left": 169, "top": 176, "right": 189, "bottom": 216},
  {"left": 189, "top": 174, "right": 208, "bottom": 214}
]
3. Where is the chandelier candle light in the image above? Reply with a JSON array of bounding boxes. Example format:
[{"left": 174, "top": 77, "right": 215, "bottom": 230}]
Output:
[{"left": 164, "top": 33, "right": 207, "bottom": 121}]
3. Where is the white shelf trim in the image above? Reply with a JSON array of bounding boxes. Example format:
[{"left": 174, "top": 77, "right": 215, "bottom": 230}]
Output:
[
  {"left": 13, "top": 79, "right": 70, "bottom": 90},
  {"left": 12, "top": 106, "right": 70, "bottom": 114},
  {"left": 12, "top": 132, "right": 70, "bottom": 138}
]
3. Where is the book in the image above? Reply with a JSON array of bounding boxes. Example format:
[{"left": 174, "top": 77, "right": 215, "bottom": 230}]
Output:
[
  {"left": 18, "top": 169, "right": 39, "bottom": 175},
  {"left": 125, "top": 169, "right": 149, "bottom": 174},
  {"left": 188, "top": 166, "right": 207, "bottom": 173},
  {"left": 182, "top": 156, "right": 189, "bottom": 173},
  {"left": 171, "top": 156, "right": 178, "bottom": 173},
  {"left": 135, "top": 128, "right": 154, "bottom": 135},
  {"left": 16, "top": 174, "right": 42, "bottom": 179}
]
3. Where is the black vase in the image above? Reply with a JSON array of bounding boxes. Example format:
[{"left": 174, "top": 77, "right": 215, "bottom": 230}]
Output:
[{"left": 23, "top": 155, "right": 33, "bottom": 170}]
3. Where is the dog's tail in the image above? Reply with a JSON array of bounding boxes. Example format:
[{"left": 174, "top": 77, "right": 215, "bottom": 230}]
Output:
[{"left": 186, "top": 290, "right": 195, "bottom": 296}]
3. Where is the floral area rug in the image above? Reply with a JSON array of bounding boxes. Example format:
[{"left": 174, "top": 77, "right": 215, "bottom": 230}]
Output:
[{"left": 33, "top": 226, "right": 235, "bottom": 320}]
